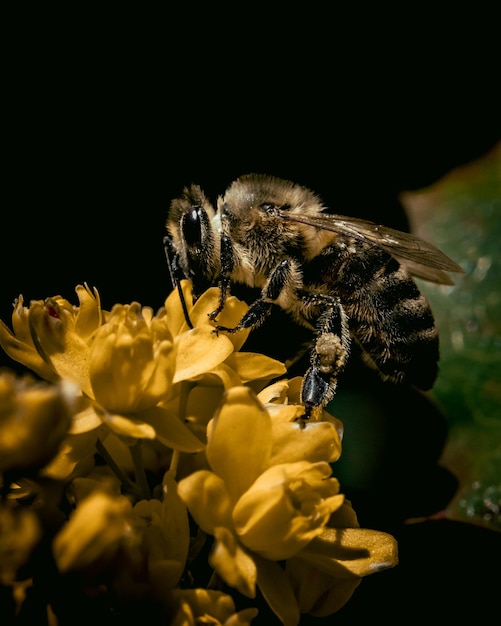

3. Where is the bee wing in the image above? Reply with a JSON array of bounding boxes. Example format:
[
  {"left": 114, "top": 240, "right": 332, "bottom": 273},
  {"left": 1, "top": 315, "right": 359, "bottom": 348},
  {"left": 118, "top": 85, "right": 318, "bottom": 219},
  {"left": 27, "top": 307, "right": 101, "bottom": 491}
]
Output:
[{"left": 278, "top": 211, "right": 464, "bottom": 285}]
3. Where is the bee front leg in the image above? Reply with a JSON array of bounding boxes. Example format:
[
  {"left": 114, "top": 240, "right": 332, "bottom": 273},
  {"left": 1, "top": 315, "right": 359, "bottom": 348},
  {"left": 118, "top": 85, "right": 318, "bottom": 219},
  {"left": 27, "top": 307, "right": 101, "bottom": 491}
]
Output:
[
  {"left": 209, "top": 235, "right": 235, "bottom": 321},
  {"left": 300, "top": 296, "right": 351, "bottom": 419}
]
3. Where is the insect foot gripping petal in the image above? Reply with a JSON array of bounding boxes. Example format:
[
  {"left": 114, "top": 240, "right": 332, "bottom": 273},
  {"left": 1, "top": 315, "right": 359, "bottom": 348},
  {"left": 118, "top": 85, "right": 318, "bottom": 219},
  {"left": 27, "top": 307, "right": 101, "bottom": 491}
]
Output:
[
  {"left": 300, "top": 332, "right": 349, "bottom": 420},
  {"left": 299, "top": 297, "right": 351, "bottom": 420}
]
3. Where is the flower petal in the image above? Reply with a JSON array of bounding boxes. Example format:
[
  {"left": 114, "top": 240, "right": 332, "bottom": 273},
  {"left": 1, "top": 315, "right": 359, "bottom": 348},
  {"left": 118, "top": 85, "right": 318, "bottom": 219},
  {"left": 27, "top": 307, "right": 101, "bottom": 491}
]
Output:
[
  {"left": 225, "top": 352, "right": 287, "bottom": 383},
  {"left": 195, "top": 363, "right": 244, "bottom": 390},
  {"left": 68, "top": 397, "right": 102, "bottom": 434},
  {"left": 73, "top": 284, "right": 102, "bottom": 339},
  {"left": 296, "top": 527, "right": 399, "bottom": 578},
  {"left": 161, "top": 472, "right": 190, "bottom": 576},
  {"left": 97, "top": 408, "right": 157, "bottom": 440},
  {"left": 257, "top": 380, "right": 290, "bottom": 404},
  {"left": 269, "top": 420, "right": 342, "bottom": 466},
  {"left": 207, "top": 387, "right": 272, "bottom": 501},
  {"left": 173, "top": 327, "right": 234, "bottom": 383},
  {"left": 138, "top": 405, "right": 205, "bottom": 453},
  {"left": 164, "top": 281, "right": 194, "bottom": 335},
  {"left": 41, "top": 431, "right": 99, "bottom": 481},
  {"left": 0, "top": 318, "right": 58, "bottom": 382},
  {"left": 210, "top": 526, "right": 257, "bottom": 599},
  {"left": 53, "top": 491, "right": 133, "bottom": 574},
  {"left": 254, "top": 554, "right": 300, "bottom": 626},
  {"left": 168, "top": 589, "right": 244, "bottom": 625},
  {"left": 177, "top": 470, "right": 233, "bottom": 534},
  {"left": 285, "top": 557, "right": 361, "bottom": 617}
]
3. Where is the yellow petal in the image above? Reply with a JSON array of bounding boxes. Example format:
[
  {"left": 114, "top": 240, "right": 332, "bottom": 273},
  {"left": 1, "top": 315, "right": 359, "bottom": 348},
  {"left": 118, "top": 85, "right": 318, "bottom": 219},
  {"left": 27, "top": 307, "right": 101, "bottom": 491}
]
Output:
[
  {"left": 188, "top": 287, "right": 225, "bottom": 326},
  {"left": 269, "top": 420, "right": 342, "bottom": 466},
  {"left": 164, "top": 280, "right": 194, "bottom": 335},
  {"left": 173, "top": 327, "right": 234, "bottom": 383},
  {"left": 257, "top": 380, "right": 290, "bottom": 404},
  {"left": 0, "top": 319, "right": 58, "bottom": 382},
  {"left": 285, "top": 557, "right": 361, "bottom": 617},
  {"left": 308, "top": 577, "right": 361, "bottom": 618},
  {"left": 204, "top": 295, "right": 251, "bottom": 351},
  {"left": 97, "top": 409, "right": 157, "bottom": 440},
  {"left": 53, "top": 492, "right": 133, "bottom": 574},
  {"left": 196, "top": 363, "right": 243, "bottom": 390},
  {"left": 177, "top": 470, "right": 233, "bottom": 534},
  {"left": 254, "top": 555, "right": 300, "bottom": 626},
  {"left": 207, "top": 387, "right": 272, "bottom": 501},
  {"left": 210, "top": 526, "right": 257, "bottom": 599},
  {"left": 225, "top": 352, "right": 287, "bottom": 383},
  {"left": 297, "top": 527, "right": 398, "bottom": 578},
  {"left": 161, "top": 472, "right": 190, "bottom": 577},
  {"left": 68, "top": 403, "right": 103, "bottom": 435},
  {"left": 138, "top": 405, "right": 205, "bottom": 453},
  {"left": 11, "top": 295, "right": 33, "bottom": 343},
  {"left": 29, "top": 300, "right": 93, "bottom": 395},
  {"left": 41, "top": 431, "right": 99, "bottom": 481},
  {"left": 73, "top": 284, "right": 102, "bottom": 339},
  {"left": 225, "top": 608, "right": 260, "bottom": 626}
]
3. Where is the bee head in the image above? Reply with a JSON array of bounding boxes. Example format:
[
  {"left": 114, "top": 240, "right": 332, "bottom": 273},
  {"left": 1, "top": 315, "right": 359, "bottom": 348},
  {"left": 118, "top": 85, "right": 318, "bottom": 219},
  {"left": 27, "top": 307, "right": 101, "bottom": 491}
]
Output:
[{"left": 167, "top": 184, "right": 221, "bottom": 299}]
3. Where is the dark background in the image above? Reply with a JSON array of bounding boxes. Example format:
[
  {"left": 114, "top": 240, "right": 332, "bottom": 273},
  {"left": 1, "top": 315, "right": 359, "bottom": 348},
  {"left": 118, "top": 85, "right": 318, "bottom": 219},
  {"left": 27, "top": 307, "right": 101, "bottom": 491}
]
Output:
[{"left": 3, "top": 14, "right": 500, "bottom": 624}]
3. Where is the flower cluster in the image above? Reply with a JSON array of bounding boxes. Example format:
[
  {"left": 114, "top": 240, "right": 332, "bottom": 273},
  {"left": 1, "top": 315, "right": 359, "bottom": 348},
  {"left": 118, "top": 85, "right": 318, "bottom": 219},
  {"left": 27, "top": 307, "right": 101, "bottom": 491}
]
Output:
[{"left": 0, "top": 282, "right": 397, "bottom": 625}]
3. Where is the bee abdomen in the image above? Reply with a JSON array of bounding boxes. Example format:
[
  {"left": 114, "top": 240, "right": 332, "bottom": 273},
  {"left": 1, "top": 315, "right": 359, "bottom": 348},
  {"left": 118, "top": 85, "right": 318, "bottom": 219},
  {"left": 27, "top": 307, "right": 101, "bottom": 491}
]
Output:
[{"left": 346, "top": 261, "right": 440, "bottom": 390}]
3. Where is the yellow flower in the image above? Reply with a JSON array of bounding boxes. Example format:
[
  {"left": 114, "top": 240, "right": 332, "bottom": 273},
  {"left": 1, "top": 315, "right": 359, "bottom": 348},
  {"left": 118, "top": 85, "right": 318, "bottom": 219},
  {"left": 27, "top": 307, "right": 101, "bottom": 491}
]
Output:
[
  {"left": 232, "top": 461, "right": 344, "bottom": 561},
  {"left": 0, "top": 284, "right": 102, "bottom": 393},
  {"left": 89, "top": 302, "right": 176, "bottom": 413},
  {"left": 166, "top": 588, "right": 258, "bottom": 626},
  {"left": 0, "top": 370, "right": 78, "bottom": 473},
  {"left": 178, "top": 386, "right": 345, "bottom": 626},
  {"left": 0, "top": 283, "right": 285, "bottom": 455}
]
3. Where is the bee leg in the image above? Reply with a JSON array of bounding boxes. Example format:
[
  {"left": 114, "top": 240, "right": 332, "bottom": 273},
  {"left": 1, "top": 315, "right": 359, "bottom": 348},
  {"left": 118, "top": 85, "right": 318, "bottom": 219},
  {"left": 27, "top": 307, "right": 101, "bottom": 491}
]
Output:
[
  {"left": 300, "top": 297, "right": 350, "bottom": 419},
  {"left": 214, "top": 300, "right": 273, "bottom": 334},
  {"left": 214, "top": 258, "right": 292, "bottom": 333},
  {"left": 209, "top": 235, "right": 235, "bottom": 321}
]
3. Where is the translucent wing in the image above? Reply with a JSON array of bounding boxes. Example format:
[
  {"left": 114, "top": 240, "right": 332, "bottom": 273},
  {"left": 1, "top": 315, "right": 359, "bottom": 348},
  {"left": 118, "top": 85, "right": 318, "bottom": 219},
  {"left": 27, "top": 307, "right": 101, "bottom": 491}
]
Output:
[{"left": 278, "top": 211, "right": 464, "bottom": 285}]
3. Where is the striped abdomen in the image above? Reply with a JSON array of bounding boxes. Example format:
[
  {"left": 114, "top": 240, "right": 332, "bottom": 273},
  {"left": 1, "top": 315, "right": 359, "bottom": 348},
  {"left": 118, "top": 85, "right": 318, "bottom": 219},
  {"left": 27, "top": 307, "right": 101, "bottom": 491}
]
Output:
[{"left": 311, "top": 240, "right": 440, "bottom": 390}]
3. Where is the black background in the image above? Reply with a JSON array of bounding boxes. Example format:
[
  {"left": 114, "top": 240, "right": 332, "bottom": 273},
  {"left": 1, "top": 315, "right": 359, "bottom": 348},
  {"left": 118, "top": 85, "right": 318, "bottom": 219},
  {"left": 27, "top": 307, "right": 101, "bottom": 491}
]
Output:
[{"left": 2, "top": 12, "right": 500, "bottom": 624}]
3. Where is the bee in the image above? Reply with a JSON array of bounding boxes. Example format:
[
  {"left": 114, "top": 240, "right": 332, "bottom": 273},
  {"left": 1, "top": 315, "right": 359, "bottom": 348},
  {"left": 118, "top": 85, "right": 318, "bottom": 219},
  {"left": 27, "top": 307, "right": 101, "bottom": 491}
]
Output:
[{"left": 165, "top": 173, "right": 463, "bottom": 419}]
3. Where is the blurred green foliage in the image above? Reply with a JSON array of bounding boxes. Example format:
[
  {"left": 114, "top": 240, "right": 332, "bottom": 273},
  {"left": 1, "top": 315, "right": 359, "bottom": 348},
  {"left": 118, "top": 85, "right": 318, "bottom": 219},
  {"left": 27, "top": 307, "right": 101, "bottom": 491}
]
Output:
[{"left": 404, "top": 143, "right": 501, "bottom": 531}]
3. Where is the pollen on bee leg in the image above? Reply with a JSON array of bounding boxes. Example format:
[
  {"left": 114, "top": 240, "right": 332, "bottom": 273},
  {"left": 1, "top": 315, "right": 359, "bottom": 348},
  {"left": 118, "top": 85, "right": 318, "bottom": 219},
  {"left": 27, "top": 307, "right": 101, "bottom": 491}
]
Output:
[{"left": 315, "top": 332, "right": 346, "bottom": 373}]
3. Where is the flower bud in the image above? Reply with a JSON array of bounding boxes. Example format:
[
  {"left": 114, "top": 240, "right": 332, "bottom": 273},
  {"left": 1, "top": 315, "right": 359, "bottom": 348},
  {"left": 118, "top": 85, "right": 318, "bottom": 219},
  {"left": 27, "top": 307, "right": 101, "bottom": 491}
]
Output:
[
  {"left": 0, "top": 371, "right": 76, "bottom": 472},
  {"left": 53, "top": 491, "right": 136, "bottom": 576}
]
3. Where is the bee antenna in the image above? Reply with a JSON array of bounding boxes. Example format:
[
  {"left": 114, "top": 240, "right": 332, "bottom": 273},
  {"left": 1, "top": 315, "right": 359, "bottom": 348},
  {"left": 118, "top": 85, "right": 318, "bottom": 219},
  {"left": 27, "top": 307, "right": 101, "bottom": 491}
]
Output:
[{"left": 163, "top": 235, "right": 194, "bottom": 329}]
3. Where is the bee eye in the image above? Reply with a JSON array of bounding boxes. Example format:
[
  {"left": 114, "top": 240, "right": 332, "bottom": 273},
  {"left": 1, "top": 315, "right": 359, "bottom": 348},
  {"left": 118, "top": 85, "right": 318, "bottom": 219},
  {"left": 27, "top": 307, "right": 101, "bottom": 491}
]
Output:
[
  {"left": 259, "top": 202, "right": 291, "bottom": 213},
  {"left": 182, "top": 207, "right": 203, "bottom": 246}
]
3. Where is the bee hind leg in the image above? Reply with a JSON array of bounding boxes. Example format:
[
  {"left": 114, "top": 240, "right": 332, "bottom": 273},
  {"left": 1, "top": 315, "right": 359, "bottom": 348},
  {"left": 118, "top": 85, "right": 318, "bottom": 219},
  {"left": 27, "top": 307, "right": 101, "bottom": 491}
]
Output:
[{"left": 300, "top": 297, "right": 351, "bottom": 419}]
